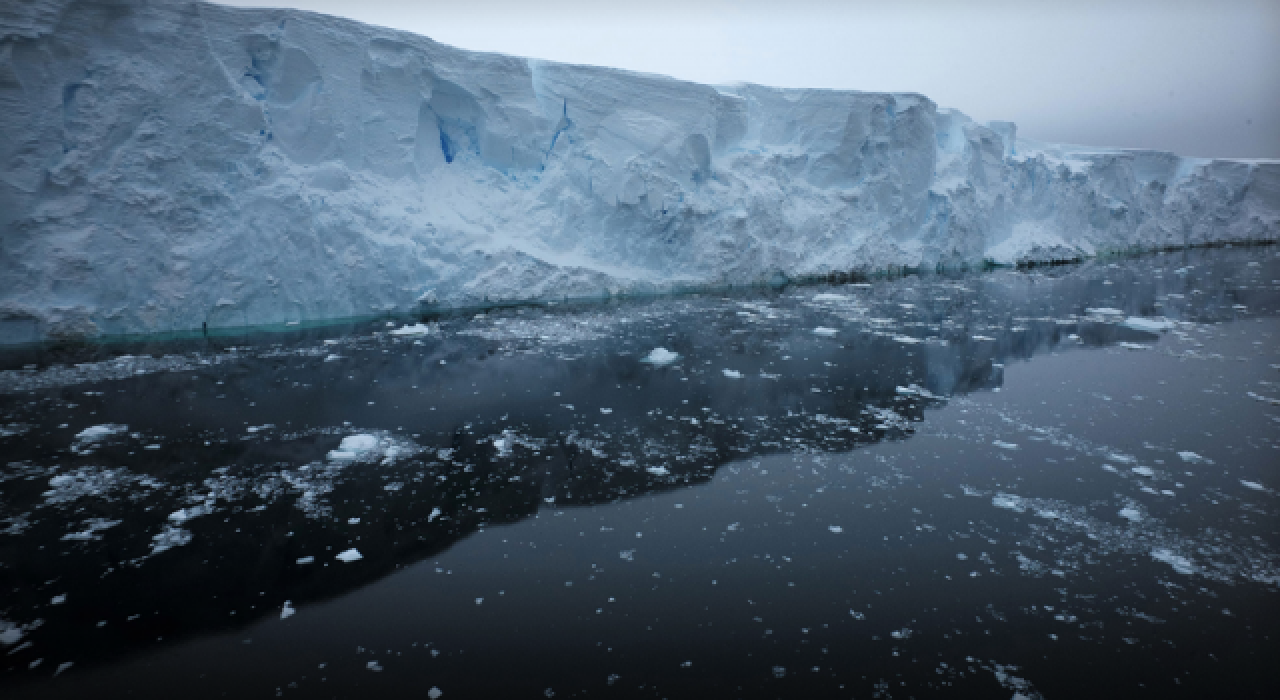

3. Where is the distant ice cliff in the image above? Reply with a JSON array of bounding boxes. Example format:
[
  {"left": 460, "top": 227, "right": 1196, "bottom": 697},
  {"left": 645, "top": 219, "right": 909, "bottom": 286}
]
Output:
[{"left": 2, "top": 0, "right": 1277, "bottom": 340}]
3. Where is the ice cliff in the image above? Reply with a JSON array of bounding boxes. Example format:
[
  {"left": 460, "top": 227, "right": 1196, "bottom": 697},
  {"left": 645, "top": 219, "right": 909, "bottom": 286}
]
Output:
[{"left": 2, "top": 0, "right": 1278, "bottom": 341}]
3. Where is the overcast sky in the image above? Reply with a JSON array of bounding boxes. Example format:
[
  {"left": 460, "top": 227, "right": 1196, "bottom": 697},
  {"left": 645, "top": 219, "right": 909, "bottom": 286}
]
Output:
[{"left": 223, "top": 0, "right": 1279, "bottom": 159}]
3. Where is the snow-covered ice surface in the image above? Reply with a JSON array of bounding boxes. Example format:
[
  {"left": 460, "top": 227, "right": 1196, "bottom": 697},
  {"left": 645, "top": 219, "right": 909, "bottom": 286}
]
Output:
[
  {"left": 1, "top": 0, "right": 1278, "bottom": 343},
  {"left": 0, "top": 247, "right": 1277, "bottom": 697}
]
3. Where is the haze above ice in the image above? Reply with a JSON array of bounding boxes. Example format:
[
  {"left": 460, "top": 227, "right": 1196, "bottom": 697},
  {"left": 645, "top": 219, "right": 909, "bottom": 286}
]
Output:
[{"left": 221, "top": 0, "right": 1280, "bottom": 159}]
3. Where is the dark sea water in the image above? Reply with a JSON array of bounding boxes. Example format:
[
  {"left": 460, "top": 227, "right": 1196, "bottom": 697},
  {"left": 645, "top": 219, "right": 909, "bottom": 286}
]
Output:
[{"left": 1, "top": 247, "right": 1277, "bottom": 699}]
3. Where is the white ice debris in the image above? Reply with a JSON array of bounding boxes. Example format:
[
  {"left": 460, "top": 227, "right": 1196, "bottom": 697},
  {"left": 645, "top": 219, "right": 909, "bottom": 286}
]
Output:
[
  {"left": 1150, "top": 548, "right": 1196, "bottom": 575},
  {"left": 389, "top": 323, "right": 431, "bottom": 337},
  {"left": 722, "top": 369, "right": 743, "bottom": 379},
  {"left": 641, "top": 348, "right": 680, "bottom": 366},
  {"left": 325, "top": 435, "right": 378, "bottom": 463},
  {"left": 1177, "top": 451, "right": 1208, "bottom": 463},
  {"left": 1118, "top": 342, "right": 1150, "bottom": 350},
  {"left": 428, "top": 688, "right": 443, "bottom": 699},
  {"left": 1240, "top": 480, "right": 1267, "bottom": 491},
  {"left": 828, "top": 525, "right": 843, "bottom": 534},
  {"left": 1131, "top": 466, "right": 1156, "bottom": 478},
  {"left": 335, "top": 548, "right": 363, "bottom": 563},
  {"left": 646, "top": 466, "right": 671, "bottom": 477},
  {"left": 296, "top": 556, "right": 315, "bottom": 565},
  {"left": 150, "top": 525, "right": 192, "bottom": 555},
  {"left": 812, "top": 327, "right": 838, "bottom": 337},
  {"left": 1118, "top": 507, "right": 1143, "bottom": 523},
  {"left": 71, "top": 424, "right": 127, "bottom": 453},
  {"left": 993, "top": 441, "right": 1019, "bottom": 450},
  {"left": 3, "top": 0, "right": 1273, "bottom": 342},
  {"left": 1085, "top": 308, "right": 1125, "bottom": 318},
  {"left": 429, "top": 507, "right": 442, "bottom": 522},
  {"left": 281, "top": 601, "right": 296, "bottom": 620},
  {"left": 1122, "top": 317, "right": 1175, "bottom": 333}
]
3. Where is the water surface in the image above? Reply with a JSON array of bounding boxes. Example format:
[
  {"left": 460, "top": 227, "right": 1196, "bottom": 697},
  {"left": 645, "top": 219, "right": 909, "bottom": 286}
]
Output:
[{"left": 1, "top": 248, "right": 1277, "bottom": 698}]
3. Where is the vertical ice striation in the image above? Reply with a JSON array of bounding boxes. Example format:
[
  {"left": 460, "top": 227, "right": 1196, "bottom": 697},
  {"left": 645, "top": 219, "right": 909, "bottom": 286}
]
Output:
[{"left": 1, "top": 0, "right": 1276, "bottom": 340}]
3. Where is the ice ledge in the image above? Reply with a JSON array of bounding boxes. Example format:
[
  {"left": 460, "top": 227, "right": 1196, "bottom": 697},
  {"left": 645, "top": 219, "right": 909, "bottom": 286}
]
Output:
[{"left": 0, "top": 0, "right": 1276, "bottom": 342}]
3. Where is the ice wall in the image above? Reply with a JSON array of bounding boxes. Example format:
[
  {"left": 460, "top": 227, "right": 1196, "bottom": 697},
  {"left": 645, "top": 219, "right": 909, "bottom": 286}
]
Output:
[{"left": 2, "top": 0, "right": 1277, "bottom": 340}]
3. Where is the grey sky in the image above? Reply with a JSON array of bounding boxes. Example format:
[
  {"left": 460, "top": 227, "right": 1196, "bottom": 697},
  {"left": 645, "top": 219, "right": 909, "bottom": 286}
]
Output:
[{"left": 223, "top": 0, "right": 1279, "bottom": 159}]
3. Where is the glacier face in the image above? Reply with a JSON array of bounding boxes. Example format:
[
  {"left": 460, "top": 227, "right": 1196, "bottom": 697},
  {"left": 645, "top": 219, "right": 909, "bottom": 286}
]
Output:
[{"left": 1, "top": 0, "right": 1277, "bottom": 341}]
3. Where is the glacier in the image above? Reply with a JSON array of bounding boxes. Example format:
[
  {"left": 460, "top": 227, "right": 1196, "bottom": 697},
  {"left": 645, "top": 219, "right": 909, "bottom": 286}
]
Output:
[{"left": 1, "top": 0, "right": 1277, "bottom": 341}]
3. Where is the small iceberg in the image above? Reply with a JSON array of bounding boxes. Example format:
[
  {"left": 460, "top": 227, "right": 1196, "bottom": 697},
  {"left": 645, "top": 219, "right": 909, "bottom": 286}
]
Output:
[
  {"left": 335, "top": 548, "right": 363, "bottom": 563},
  {"left": 641, "top": 347, "right": 680, "bottom": 366},
  {"left": 389, "top": 323, "right": 431, "bottom": 337},
  {"left": 812, "top": 327, "right": 838, "bottom": 337},
  {"left": 1122, "top": 317, "right": 1175, "bottom": 333}
]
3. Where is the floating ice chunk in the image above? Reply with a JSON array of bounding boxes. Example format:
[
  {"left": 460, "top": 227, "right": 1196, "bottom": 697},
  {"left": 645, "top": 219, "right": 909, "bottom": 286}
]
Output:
[
  {"left": 1240, "top": 480, "right": 1266, "bottom": 491},
  {"left": 1131, "top": 466, "right": 1155, "bottom": 478},
  {"left": 429, "top": 507, "right": 442, "bottom": 522},
  {"left": 1122, "top": 317, "right": 1175, "bottom": 333},
  {"left": 646, "top": 466, "right": 670, "bottom": 477},
  {"left": 890, "top": 628, "right": 913, "bottom": 640},
  {"left": 828, "top": 525, "right": 843, "bottom": 534},
  {"left": 1086, "top": 308, "right": 1124, "bottom": 318},
  {"left": 1118, "top": 507, "right": 1143, "bottom": 523},
  {"left": 721, "top": 369, "right": 743, "bottom": 379},
  {"left": 281, "top": 601, "right": 295, "bottom": 620},
  {"left": 328, "top": 434, "right": 379, "bottom": 461},
  {"left": 600, "top": 408, "right": 613, "bottom": 414},
  {"left": 150, "top": 525, "right": 192, "bottom": 555},
  {"left": 366, "top": 661, "right": 382, "bottom": 672},
  {"left": 348, "top": 517, "right": 361, "bottom": 525},
  {"left": 971, "top": 335, "right": 996, "bottom": 341},
  {"left": 992, "top": 494, "right": 1026, "bottom": 512},
  {"left": 641, "top": 348, "right": 680, "bottom": 366},
  {"left": 51, "top": 594, "right": 66, "bottom": 605},
  {"left": 428, "top": 688, "right": 443, "bottom": 699},
  {"left": 324, "top": 354, "right": 343, "bottom": 362},
  {"left": 813, "top": 327, "right": 838, "bottom": 337},
  {"left": 389, "top": 323, "right": 431, "bottom": 337},
  {"left": 1150, "top": 548, "right": 1196, "bottom": 575},
  {"left": 168, "top": 504, "right": 212, "bottom": 524},
  {"left": 892, "top": 335, "right": 922, "bottom": 344},
  {"left": 296, "top": 556, "right": 314, "bottom": 565},
  {"left": 992, "top": 441, "right": 1018, "bottom": 450},
  {"left": 1118, "top": 342, "right": 1150, "bottom": 350},
  {"left": 1101, "top": 464, "right": 1119, "bottom": 473},
  {"left": 335, "top": 548, "right": 363, "bottom": 563},
  {"left": 72, "top": 424, "right": 127, "bottom": 453},
  {"left": 1177, "top": 451, "right": 1208, "bottom": 463}
]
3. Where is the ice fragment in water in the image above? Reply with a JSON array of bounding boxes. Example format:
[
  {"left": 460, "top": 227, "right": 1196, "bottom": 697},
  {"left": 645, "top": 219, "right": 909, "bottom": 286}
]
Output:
[
  {"left": 429, "top": 507, "right": 442, "bottom": 522},
  {"left": 1240, "top": 480, "right": 1266, "bottom": 491},
  {"left": 1085, "top": 308, "right": 1124, "bottom": 318},
  {"left": 828, "top": 525, "right": 843, "bottom": 534},
  {"left": 992, "top": 441, "right": 1018, "bottom": 450},
  {"left": 281, "top": 601, "right": 295, "bottom": 620},
  {"left": 646, "top": 466, "right": 670, "bottom": 476},
  {"left": 641, "top": 348, "right": 680, "bottom": 366},
  {"left": 296, "top": 556, "right": 314, "bottom": 565},
  {"left": 388, "top": 323, "right": 431, "bottom": 337},
  {"left": 328, "top": 434, "right": 379, "bottom": 461},
  {"left": 428, "top": 689, "right": 443, "bottom": 699},
  {"left": 366, "top": 661, "right": 382, "bottom": 671},
  {"left": 992, "top": 494, "right": 1026, "bottom": 512},
  {"left": 1150, "top": 548, "right": 1196, "bottom": 575},
  {"left": 1118, "top": 507, "right": 1143, "bottom": 522},
  {"left": 812, "top": 327, "right": 838, "bottom": 337},
  {"left": 1131, "top": 466, "right": 1155, "bottom": 478},
  {"left": 335, "top": 548, "right": 363, "bottom": 563},
  {"left": 51, "top": 594, "right": 66, "bottom": 605},
  {"left": 1122, "top": 317, "right": 1175, "bottom": 333},
  {"left": 722, "top": 369, "right": 742, "bottom": 379},
  {"left": 1118, "top": 342, "right": 1150, "bottom": 350},
  {"left": 1177, "top": 451, "right": 1208, "bottom": 463}
]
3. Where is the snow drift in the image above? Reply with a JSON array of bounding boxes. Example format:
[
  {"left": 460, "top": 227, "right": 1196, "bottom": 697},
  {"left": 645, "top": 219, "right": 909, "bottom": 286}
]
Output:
[{"left": 1, "top": 0, "right": 1277, "bottom": 341}]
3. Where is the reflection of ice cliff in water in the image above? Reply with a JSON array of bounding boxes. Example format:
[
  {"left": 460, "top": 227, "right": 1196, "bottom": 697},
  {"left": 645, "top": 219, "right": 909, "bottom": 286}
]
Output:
[{"left": 0, "top": 250, "right": 1273, "bottom": 679}]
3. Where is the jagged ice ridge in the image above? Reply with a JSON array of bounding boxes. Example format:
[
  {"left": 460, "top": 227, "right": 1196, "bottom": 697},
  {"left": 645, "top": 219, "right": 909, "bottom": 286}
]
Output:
[{"left": 1, "top": 0, "right": 1277, "bottom": 341}]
